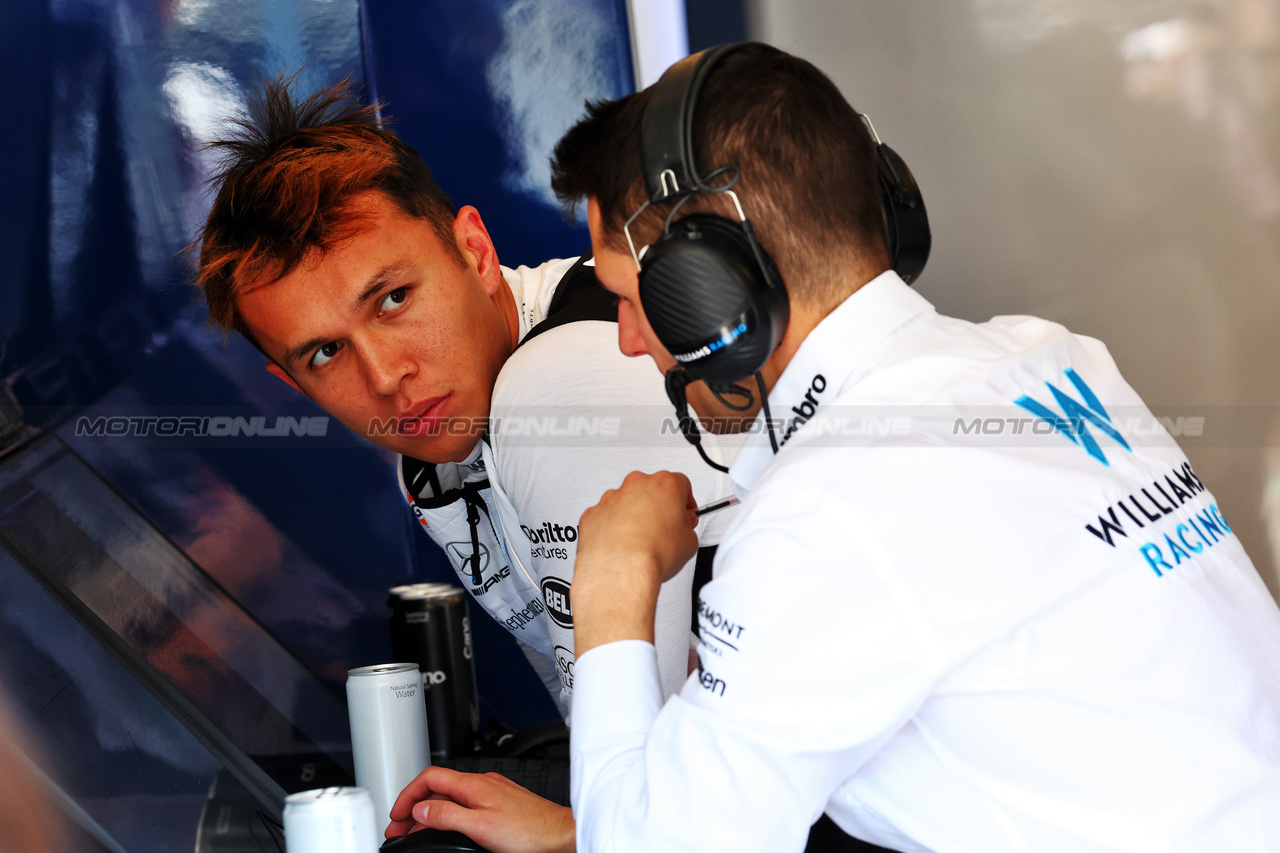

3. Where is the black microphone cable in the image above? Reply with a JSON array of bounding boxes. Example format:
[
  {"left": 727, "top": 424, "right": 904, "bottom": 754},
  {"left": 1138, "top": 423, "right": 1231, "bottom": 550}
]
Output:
[
  {"left": 706, "top": 380, "right": 754, "bottom": 411},
  {"left": 706, "top": 373, "right": 779, "bottom": 453},
  {"left": 664, "top": 366, "right": 731, "bottom": 473},
  {"left": 756, "top": 370, "right": 779, "bottom": 453},
  {"left": 665, "top": 367, "right": 782, "bottom": 472}
]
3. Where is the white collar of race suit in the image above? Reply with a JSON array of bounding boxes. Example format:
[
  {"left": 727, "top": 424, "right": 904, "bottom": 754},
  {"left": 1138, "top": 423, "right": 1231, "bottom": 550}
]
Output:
[{"left": 729, "top": 270, "right": 935, "bottom": 496}]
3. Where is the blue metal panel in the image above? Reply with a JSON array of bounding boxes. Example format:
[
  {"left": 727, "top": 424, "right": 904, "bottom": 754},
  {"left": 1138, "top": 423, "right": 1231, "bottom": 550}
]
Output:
[
  {"left": 0, "top": 544, "right": 261, "bottom": 850},
  {"left": 6, "top": 0, "right": 419, "bottom": 711},
  {"left": 361, "top": 0, "right": 635, "bottom": 268},
  {"left": 0, "top": 0, "right": 638, "bottom": 769}
]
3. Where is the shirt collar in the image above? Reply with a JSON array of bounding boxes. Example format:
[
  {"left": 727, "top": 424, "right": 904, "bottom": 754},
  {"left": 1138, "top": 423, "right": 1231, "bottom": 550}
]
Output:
[{"left": 730, "top": 271, "right": 935, "bottom": 495}]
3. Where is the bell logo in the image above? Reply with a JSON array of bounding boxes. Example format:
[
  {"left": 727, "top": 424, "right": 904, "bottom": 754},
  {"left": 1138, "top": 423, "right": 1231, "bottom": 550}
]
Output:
[
  {"left": 541, "top": 577, "right": 574, "bottom": 628},
  {"left": 1015, "top": 368, "right": 1131, "bottom": 466},
  {"left": 446, "top": 541, "right": 491, "bottom": 576}
]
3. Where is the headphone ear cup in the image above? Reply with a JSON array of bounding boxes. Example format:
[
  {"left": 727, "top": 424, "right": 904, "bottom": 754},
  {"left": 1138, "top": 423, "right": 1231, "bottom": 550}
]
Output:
[
  {"left": 639, "top": 215, "right": 789, "bottom": 383},
  {"left": 875, "top": 142, "right": 931, "bottom": 284}
]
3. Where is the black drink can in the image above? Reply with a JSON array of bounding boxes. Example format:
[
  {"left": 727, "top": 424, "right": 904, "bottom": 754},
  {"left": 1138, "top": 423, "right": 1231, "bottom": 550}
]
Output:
[
  {"left": 391, "top": 585, "right": 481, "bottom": 758},
  {"left": 388, "top": 583, "right": 452, "bottom": 663}
]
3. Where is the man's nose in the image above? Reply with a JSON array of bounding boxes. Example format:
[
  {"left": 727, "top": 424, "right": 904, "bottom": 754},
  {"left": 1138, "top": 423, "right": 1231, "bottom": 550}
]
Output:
[
  {"left": 364, "top": 340, "right": 415, "bottom": 396},
  {"left": 617, "top": 300, "right": 649, "bottom": 358}
]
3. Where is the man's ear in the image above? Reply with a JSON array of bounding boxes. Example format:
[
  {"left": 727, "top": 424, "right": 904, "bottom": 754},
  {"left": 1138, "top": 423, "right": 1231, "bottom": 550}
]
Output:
[
  {"left": 454, "top": 205, "right": 503, "bottom": 294},
  {"left": 265, "top": 361, "right": 304, "bottom": 394}
]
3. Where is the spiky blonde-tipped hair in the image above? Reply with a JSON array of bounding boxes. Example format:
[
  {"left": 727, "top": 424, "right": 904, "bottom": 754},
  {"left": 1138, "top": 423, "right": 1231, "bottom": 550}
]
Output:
[{"left": 195, "top": 76, "right": 461, "bottom": 346}]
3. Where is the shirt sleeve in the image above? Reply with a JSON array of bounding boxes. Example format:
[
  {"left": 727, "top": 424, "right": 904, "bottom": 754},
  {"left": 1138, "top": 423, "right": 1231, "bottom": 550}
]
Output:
[
  {"left": 570, "top": 641, "right": 664, "bottom": 848},
  {"left": 570, "top": 503, "right": 943, "bottom": 853}
]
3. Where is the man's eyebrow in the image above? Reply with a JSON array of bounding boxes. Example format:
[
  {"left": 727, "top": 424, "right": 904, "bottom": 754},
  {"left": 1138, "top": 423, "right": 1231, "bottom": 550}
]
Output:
[
  {"left": 282, "top": 335, "right": 332, "bottom": 369},
  {"left": 353, "top": 260, "right": 413, "bottom": 309}
]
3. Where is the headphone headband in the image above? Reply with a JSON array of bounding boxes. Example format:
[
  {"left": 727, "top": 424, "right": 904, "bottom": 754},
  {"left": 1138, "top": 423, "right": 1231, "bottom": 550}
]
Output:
[
  {"left": 634, "top": 41, "right": 933, "bottom": 398},
  {"left": 636, "top": 45, "right": 791, "bottom": 389},
  {"left": 633, "top": 42, "right": 931, "bottom": 462},
  {"left": 639, "top": 41, "right": 930, "bottom": 284},
  {"left": 641, "top": 43, "right": 773, "bottom": 202}
]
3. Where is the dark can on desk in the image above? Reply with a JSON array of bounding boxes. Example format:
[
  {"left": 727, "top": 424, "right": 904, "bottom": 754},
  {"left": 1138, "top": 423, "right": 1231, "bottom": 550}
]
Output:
[
  {"left": 388, "top": 583, "right": 453, "bottom": 663},
  {"left": 390, "top": 585, "right": 481, "bottom": 758}
]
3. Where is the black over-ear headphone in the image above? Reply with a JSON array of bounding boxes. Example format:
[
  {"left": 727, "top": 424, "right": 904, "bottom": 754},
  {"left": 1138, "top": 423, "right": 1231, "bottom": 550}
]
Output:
[{"left": 633, "top": 41, "right": 931, "bottom": 388}]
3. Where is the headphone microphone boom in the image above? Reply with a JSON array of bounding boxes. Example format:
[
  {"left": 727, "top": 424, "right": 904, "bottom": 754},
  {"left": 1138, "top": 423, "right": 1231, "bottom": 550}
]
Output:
[{"left": 633, "top": 42, "right": 931, "bottom": 463}]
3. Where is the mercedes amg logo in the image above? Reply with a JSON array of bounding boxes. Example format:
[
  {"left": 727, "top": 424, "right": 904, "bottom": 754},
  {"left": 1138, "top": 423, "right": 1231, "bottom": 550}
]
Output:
[{"left": 445, "top": 542, "right": 491, "bottom": 576}]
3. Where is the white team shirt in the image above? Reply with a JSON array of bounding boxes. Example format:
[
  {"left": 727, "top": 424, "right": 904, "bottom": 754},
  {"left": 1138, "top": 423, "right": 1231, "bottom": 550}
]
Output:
[
  {"left": 491, "top": 259, "right": 743, "bottom": 712},
  {"left": 572, "top": 271, "right": 1280, "bottom": 852}
]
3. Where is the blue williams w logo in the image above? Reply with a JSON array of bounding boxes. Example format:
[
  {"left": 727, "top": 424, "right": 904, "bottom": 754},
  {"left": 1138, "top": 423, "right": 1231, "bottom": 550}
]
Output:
[{"left": 1015, "top": 368, "right": 1131, "bottom": 466}]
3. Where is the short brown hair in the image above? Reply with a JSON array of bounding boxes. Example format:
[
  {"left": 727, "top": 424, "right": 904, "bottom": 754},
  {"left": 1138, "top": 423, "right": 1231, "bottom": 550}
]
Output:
[
  {"left": 551, "top": 44, "right": 889, "bottom": 311},
  {"left": 195, "top": 76, "right": 462, "bottom": 344}
]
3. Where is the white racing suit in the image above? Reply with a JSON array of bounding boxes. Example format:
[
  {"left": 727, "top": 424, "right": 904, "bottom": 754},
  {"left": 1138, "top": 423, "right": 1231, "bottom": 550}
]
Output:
[{"left": 396, "top": 446, "right": 563, "bottom": 707}]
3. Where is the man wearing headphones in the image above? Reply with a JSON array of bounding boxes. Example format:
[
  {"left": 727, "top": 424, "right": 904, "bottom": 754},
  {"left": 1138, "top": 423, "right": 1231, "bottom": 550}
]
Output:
[{"left": 536, "top": 42, "right": 1280, "bottom": 851}]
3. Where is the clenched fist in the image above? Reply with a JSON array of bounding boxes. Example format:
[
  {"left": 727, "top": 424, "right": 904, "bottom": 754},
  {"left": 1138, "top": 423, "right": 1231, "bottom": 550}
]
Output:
[{"left": 572, "top": 471, "right": 700, "bottom": 654}]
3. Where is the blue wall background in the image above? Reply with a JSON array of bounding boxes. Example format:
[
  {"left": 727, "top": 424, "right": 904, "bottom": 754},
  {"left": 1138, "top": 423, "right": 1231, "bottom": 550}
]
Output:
[{"left": 0, "top": 0, "right": 635, "bottom": 735}]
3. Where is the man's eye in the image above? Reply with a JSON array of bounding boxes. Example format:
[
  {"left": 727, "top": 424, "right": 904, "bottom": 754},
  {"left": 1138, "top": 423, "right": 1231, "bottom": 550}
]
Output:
[
  {"left": 311, "top": 342, "right": 340, "bottom": 368},
  {"left": 379, "top": 287, "right": 408, "bottom": 313}
]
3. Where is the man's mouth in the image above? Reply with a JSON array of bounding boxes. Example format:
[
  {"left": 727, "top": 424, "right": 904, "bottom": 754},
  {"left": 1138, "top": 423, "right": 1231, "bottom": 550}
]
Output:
[{"left": 398, "top": 395, "right": 451, "bottom": 436}]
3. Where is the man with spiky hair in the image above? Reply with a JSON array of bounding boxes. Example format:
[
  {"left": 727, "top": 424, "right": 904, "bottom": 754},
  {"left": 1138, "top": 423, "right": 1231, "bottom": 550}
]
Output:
[
  {"left": 196, "top": 78, "right": 744, "bottom": 843},
  {"left": 198, "top": 81, "right": 501, "bottom": 465}
]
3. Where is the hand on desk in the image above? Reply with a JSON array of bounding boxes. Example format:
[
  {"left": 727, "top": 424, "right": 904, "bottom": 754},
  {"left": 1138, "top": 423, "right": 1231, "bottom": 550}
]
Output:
[
  {"left": 387, "top": 766, "right": 575, "bottom": 853},
  {"left": 384, "top": 473, "right": 694, "bottom": 851},
  {"left": 573, "top": 471, "right": 699, "bottom": 656}
]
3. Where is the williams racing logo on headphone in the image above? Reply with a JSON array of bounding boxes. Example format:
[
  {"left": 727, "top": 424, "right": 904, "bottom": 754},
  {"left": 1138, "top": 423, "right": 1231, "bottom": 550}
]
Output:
[{"left": 673, "top": 321, "right": 750, "bottom": 364}]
